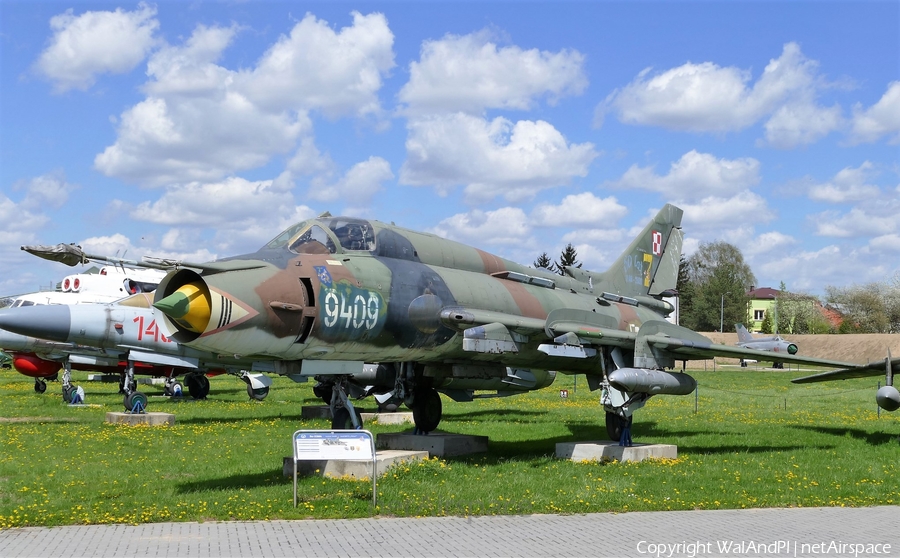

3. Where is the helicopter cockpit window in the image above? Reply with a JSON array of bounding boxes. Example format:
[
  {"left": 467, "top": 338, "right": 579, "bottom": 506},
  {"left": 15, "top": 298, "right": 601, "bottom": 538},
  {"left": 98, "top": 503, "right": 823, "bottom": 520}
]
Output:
[
  {"left": 326, "top": 219, "right": 376, "bottom": 251},
  {"left": 289, "top": 225, "right": 337, "bottom": 254}
]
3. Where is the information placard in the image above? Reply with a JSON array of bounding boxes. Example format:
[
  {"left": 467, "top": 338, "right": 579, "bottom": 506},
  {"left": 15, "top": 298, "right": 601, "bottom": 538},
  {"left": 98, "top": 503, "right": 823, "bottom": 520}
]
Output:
[
  {"left": 294, "top": 431, "right": 375, "bottom": 461},
  {"left": 292, "top": 429, "right": 377, "bottom": 507}
]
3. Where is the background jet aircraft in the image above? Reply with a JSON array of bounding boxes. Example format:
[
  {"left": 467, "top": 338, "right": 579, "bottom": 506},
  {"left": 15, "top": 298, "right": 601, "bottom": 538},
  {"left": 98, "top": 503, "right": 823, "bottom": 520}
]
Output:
[
  {"left": 0, "top": 293, "right": 273, "bottom": 409},
  {"left": 5, "top": 265, "right": 164, "bottom": 308},
  {"left": 735, "top": 323, "right": 798, "bottom": 369},
  {"left": 1, "top": 266, "right": 165, "bottom": 396},
  {"left": 26, "top": 205, "right": 870, "bottom": 443}
]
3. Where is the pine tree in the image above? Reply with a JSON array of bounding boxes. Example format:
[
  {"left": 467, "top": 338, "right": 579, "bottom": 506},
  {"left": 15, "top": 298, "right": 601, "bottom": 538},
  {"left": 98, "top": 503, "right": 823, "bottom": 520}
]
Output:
[
  {"left": 555, "top": 244, "right": 581, "bottom": 275},
  {"left": 533, "top": 252, "right": 553, "bottom": 271},
  {"left": 760, "top": 310, "right": 774, "bottom": 334}
]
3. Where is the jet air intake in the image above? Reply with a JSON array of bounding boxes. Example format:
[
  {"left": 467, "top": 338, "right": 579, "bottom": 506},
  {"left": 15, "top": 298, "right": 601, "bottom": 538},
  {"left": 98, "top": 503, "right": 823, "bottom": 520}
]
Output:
[
  {"left": 787, "top": 343, "right": 799, "bottom": 355},
  {"left": 153, "top": 269, "right": 213, "bottom": 342},
  {"left": 608, "top": 368, "right": 696, "bottom": 396}
]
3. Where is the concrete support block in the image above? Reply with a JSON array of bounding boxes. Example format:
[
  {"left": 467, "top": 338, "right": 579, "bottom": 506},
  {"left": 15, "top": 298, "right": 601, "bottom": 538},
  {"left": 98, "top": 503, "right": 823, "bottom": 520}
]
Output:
[
  {"left": 376, "top": 432, "right": 488, "bottom": 457},
  {"left": 283, "top": 450, "right": 428, "bottom": 479},
  {"left": 360, "top": 412, "right": 413, "bottom": 425},
  {"left": 301, "top": 406, "right": 332, "bottom": 419},
  {"left": 556, "top": 441, "right": 677, "bottom": 463},
  {"left": 87, "top": 374, "right": 120, "bottom": 383},
  {"left": 105, "top": 412, "right": 175, "bottom": 426}
]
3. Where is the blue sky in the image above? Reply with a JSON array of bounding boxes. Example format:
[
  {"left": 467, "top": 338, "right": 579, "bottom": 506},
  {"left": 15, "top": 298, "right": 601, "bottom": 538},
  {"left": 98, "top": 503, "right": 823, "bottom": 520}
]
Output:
[{"left": 1, "top": 1, "right": 898, "bottom": 297}]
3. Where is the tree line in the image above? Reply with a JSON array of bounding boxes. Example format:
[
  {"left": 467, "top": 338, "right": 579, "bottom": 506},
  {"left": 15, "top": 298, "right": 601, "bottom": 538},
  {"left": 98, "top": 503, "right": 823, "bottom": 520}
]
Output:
[{"left": 536, "top": 241, "right": 900, "bottom": 334}]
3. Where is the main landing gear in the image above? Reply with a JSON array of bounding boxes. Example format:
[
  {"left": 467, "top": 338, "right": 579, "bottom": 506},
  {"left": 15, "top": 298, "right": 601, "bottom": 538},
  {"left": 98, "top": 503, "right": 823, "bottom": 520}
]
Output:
[
  {"left": 163, "top": 378, "right": 183, "bottom": 397},
  {"left": 319, "top": 362, "right": 445, "bottom": 434},
  {"left": 184, "top": 373, "right": 210, "bottom": 400},
  {"left": 60, "top": 361, "right": 84, "bottom": 404},
  {"left": 121, "top": 360, "right": 146, "bottom": 413}
]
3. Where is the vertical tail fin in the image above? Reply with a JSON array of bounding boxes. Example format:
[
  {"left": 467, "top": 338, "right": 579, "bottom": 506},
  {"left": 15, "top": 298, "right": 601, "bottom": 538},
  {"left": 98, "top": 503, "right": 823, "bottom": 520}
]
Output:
[
  {"left": 592, "top": 204, "right": 684, "bottom": 297},
  {"left": 735, "top": 323, "right": 755, "bottom": 343}
]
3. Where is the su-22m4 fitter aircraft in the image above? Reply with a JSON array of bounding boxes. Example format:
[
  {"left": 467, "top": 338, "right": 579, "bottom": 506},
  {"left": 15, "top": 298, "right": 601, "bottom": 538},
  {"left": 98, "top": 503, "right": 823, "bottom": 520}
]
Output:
[{"left": 24, "top": 205, "right": 869, "bottom": 442}]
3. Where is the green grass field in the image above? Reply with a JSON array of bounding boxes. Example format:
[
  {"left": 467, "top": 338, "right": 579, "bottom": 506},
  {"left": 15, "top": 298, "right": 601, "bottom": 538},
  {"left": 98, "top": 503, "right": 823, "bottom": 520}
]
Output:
[{"left": 1, "top": 366, "right": 898, "bottom": 528}]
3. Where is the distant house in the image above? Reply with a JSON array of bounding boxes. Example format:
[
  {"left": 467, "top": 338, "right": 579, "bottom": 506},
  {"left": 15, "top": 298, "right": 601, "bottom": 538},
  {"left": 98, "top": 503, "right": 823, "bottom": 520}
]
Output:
[
  {"left": 747, "top": 286, "right": 779, "bottom": 332},
  {"left": 746, "top": 286, "right": 843, "bottom": 333}
]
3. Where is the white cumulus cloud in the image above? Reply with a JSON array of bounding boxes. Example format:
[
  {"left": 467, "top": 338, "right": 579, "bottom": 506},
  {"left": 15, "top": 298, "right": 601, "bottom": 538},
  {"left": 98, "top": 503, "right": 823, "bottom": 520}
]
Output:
[
  {"left": 531, "top": 194, "right": 627, "bottom": 228},
  {"left": 808, "top": 161, "right": 881, "bottom": 203},
  {"left": 430, "top": 207, "right": 532, "bottom": 246},
  {"left": 34, "top": 3, "right": 159, "bottom": 92},
  {"left": 849, "top": 81, "right": 900, "bottom": 144},
  {"left": 605, "top": 150, "right": 760, "bottom": 200},
  {"left": 601, "top": 43, "right": 843, "bottom": 148},
  {"left": 399, "top": 30, "right": 586, "bottom": 115},
  {"left": 238, "top": 11, "right": 395, "bottom": 119},
  {"left": 400, "top": 113, "right": 597, "bottom": 204},
  {"left": 95, "top": 12, "right": 395, "bottom": 186}
]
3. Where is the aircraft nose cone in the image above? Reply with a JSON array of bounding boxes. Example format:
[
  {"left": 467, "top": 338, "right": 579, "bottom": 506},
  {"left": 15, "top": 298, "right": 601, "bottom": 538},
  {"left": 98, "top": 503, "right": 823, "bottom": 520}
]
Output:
[
  {"left": 154, "top": 281, "right": 211, "bottom": 333},
  {"left": 0, "top": 305, "right": 72, "bottom": 342}
]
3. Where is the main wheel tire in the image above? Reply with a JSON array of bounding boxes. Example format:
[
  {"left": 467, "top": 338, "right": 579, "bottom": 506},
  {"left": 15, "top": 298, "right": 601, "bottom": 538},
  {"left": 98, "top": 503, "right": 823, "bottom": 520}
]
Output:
[
  {"left": 412, "top": 388, "right": 442, "bottom": 433},
  {"left": 124, "top": 391, "right": 148, "bottom": 412},
  {"left": 313, "top": 383, "right": 332, "bottom": 404},
  {"left": 62, "top": 385, "right": 74, "bottom": 403},
  {"left": 331, "top": 407, "right": 363, "bottom": 429},
  {"left": 34, "top": 380, "right": 47, "bottom": 394},
  {"left": 187, "top": 375, "right": 210, "bottom": 399},
  {"left": 605, "top": 412, "right": 632, "bottom": 442},
  {"left": 247, "top": 384, "right": 269, "bottom": 401}
]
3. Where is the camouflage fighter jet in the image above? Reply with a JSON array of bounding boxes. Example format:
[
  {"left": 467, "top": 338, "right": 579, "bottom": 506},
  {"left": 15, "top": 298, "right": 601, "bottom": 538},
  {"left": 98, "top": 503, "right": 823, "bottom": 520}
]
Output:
[
  {"left": 21, "top": 205, "right": 870, "bottom": 442},
  {"left": 0, "top": 293, "right": 274, "bottom": 409},
  {"left": 735, "top": 323, "right": 798, "bottom": 369}
]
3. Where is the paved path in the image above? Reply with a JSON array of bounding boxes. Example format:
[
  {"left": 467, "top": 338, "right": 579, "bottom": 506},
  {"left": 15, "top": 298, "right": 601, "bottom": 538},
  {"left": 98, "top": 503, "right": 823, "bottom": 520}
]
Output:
[{"left": 1, "top": 506, "right": 897, "bottom": 557}]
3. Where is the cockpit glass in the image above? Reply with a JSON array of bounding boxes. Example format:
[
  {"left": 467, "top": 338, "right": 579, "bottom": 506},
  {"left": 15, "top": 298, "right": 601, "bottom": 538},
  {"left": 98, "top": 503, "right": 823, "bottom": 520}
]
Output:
[
  {"left": 264, "top": 221, "right": 309, "bottom": 250},
  {"left": 324, "top": 218, "right": 376, "bottom": 251},
  {"left": 289, "top": 225, "right": 337, "bottom": 254}
]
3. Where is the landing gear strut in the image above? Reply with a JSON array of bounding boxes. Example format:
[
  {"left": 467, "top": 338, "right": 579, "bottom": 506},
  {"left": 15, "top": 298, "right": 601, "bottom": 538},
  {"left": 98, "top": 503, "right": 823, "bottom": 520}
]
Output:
[
  {"left": 60, "top": 361, "right": 84, "bottom": 404},
  {"left": 323, "top": 377, "right": 363, "bottom": 430},
  {"left": 121, "top": 360, "right": 146, "bottom": 412}
]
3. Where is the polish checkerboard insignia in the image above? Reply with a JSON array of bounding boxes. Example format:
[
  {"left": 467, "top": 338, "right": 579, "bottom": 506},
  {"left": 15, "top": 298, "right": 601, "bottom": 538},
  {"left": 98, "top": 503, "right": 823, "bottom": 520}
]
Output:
[{"left": 652, "top": 231, "right": 662, "bottom": 255}]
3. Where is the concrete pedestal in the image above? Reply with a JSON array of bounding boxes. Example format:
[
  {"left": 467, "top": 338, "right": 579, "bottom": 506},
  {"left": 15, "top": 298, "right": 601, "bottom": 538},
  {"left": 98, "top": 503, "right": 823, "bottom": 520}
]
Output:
[
  {"left": 377, "top": 432, "right": 488, "bottom": 457},
  {"left": 300, "top": 405, "right": 332, "bottom": 419},
  {"left": 105, "top": 412, "right": 175, "bottom": 426},
  {"left": 300, "top": 407, "right": 414, "bottom": 426},
  {"left": 556, "top": 440, "right": 677, "bottom": 463},
  {"left": 284, "top": 450, "right": 427, "bottom": 479},
  {"left": 360, "top": 412, "right": 413, "bottom": 425}
]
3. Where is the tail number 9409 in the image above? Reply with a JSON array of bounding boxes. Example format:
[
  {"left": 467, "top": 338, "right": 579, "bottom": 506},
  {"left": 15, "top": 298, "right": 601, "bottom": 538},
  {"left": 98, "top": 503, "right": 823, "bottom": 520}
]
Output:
[{"left": 322, "top": 289, "right": 381, "bottom": 330}]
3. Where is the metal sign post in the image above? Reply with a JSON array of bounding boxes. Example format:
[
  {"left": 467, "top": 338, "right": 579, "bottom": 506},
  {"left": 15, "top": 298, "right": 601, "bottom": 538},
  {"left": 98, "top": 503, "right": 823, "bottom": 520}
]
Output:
[{"left": 292, "top": 430, "right": 377, "bottom": 508}]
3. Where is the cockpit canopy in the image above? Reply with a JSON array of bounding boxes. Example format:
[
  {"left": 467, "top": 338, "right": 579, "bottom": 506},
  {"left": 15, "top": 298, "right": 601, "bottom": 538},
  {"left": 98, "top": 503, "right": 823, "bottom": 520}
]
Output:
[{"left": 265, "top": 217, "right": 377, "bottom": 255}]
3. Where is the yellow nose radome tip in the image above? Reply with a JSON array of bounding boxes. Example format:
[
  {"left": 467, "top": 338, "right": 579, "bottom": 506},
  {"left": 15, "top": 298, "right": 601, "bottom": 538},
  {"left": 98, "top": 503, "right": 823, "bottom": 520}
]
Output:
[{"left": 154, "top": 282, "right": 211, "bottom": 333}]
